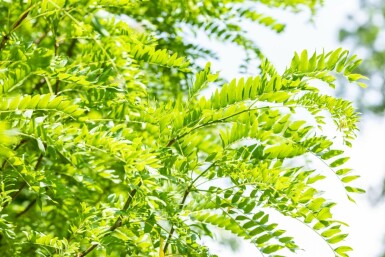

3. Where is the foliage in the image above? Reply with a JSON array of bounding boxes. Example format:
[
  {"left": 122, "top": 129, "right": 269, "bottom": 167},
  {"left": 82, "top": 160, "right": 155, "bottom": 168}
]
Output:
[
  {"left": 339, "top": 0, "right": 384, "bottom": 114},
  {"left": 0, "top": 0, "right": 364, "bottom": 257}
]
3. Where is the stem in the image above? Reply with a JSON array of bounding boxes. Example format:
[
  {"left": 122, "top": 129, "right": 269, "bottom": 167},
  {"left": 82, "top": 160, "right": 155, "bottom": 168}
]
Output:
[
  {"left": 163, "top": 163, "right": 215, "bottom": 254},
  {"left": 53, "top": 32, "right": 61, "bottom": 94},
  {"left": 166, "top": 105, "right": 273, "bottom": 147},
  {"left": 66, "top": 38, "right": 77, "bottom": 57},
  {"left": 0, "top": 139, "right": 28, "bottom": 171},
  {"left": 54, "top": 79, "right": 60, "bottom": 95},
  {"left": 0, "top": 5, "right": 34, "bottom": 51},
  {"left": 163, "top": 188, "right": 189, "bottom": 254},
  {"left": 77, "top": 181, "right": 142, "bottom": 257},
  {"left": 191, "top": 162, "right": 216, "bottom": 185},
  {"left": 32, "top": 78, "right": 46, "bottom": 94},
  {"left": 1, "top": 154, "right": 43, "bottom": 211},
  {"left": 15, "top": 198, "right": 36, "bottom": 218}
]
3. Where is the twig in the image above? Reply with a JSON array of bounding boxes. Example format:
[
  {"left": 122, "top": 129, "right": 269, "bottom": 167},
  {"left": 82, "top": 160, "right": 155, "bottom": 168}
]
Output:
[
  {"left": 163, "top": 188, "right": 189, "bottom": 253},
  {"left": 163, "top": 163, "right": 215, "bottom": 254},
  {"left": 15, "top": 198, "right": 36, "bottom": 218},
  {"left": 77, "top": 181, "right": 142, "bottom": 257},
  {"left": 165, "top": 106, "right": 264, "bottom": 147},
  {"left": 32, "top": 78, "right": 46, "bottom": 93},
  {"left": 66, "top": 38, "right": 77, "bottom": 57},
  {"left": 54, "top": 80, "right": 60, "bottom": 95},
  {"left": 0, "top": 5, "right": 33, "bottom": 51},
  {"left": 1, "top": 154, "right": 43, "bottom": 211},
  {"left": 0, "top": 139, "right": 28, "bottom": 171}
]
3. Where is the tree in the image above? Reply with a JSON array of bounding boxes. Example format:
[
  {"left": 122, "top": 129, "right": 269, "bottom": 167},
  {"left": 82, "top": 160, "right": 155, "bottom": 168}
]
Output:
[{"left": 0, "top": 1, "right": 365, "bottom": 256}]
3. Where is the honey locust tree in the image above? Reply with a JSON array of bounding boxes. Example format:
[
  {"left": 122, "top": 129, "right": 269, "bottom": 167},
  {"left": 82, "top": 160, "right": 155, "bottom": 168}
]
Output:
[{"left": 0, "top": 0, "right": 365, "bottom": 257}]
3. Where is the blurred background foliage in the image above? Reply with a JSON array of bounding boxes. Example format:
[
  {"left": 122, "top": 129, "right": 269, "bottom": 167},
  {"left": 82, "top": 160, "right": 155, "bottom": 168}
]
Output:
[
  {"left": 339, "top": 0, "right": 385, "bottom": 114},
  {"left": 339, "top": 1, "right": 385, "bottom": 255}
]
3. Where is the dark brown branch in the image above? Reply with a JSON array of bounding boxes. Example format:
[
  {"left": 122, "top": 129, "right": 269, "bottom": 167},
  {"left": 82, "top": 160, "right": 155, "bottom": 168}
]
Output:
[
  {"left": 54, "top": 79, "right": 60, "bottom": 95},
  {"left": 15, "top": 198, "right": 36, "bottom": 218},
  {"left": 9, "top": 181, "right": 27, "bottom": 202},
  {"left": 77, "top": 181, "right": 142, "bottom": 257},
  {"left": 66, "top": 39, "right": 77, "bottom": 58},
  {"left": 12, "top": 9, "right": 30, "bottom": 31},
  {"left": 0, "top": 35, "right": 10, "bottom": 51},
  {"left": 32, "top": 78, "right": 46, "bottom": 93},
  {"left": 166, "top": 138, "right": 176, "bottom": 147},
  {"left": 0, "top": 7, "right": 32, "bottom": 51}
]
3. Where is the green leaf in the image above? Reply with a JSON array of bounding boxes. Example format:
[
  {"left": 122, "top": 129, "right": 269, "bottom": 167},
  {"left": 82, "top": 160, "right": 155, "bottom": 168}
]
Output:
[
  {"left": 262, "top": 244, "right": 283, "bottom": 254},
  {"left": 345, "top": 186, "right": 365, "bottom": 194},
  {"left": 335, "top": 246, "right": 353, "bottom": 255},
  {"left": 321, "top": 228, "right": 341, "bottom": 238},
  {"left": 37, "top": 94, "right": 51, "bottom": 108},
  {"left": 256, "top": 233, "right": 272, "bottom": 244},
  {"left": 347, "top": 73, "right": 369, "bottom": 82},
  {"left": 341, "top": 175, "right": 360, "bottom": 183},
  {"left": 336, "top": 168, "right": 352, "bottom": 176},
  {"left": 327, "top": 234, "right": 348, "bottom": 244},
  {"left": 321, "top": 150, "right": 344, "bottom": 160},
  {"left": 330, "top": 157, "right": 350, "bottom": 167}
]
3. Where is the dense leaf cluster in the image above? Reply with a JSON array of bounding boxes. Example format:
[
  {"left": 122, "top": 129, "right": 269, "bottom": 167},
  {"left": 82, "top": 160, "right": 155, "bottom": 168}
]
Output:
[{"left": 1, "top": 0, "right": 363, "bottom": 257}]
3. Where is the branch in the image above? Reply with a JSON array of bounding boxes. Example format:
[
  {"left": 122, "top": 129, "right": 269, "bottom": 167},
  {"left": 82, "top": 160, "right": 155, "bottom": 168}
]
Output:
[
  {"left": 0, "top": 139, "right": 28, "bottom": 171},
  {"left": 0, "top": 5, "right": 33, "bottom": 51},
  {"left": 77, "top": 181, "right": 142, "bottom": 257},
  {"left": 163, "top": 188, "right": 189, "bottom": 253},
  {"left": 31, "top": 78, "right": 46, "bottom": 94},
  {"left": 54, "top": 79, "right": 60, "bottom": 95},
  {"left": 163, "top": 163, "right": 215, "bottom": 254},
  {"left": 1, "top": 153, "right": 43, "bottom": 211},
  {"left": 15, "top": 198, "right": 36, "bottom": 218},
  {"left": 66, "top": 38, "right": 77, "bottom": 57},
  {"left": 165, "top": 105, "right": 267, "bottom": 147}
]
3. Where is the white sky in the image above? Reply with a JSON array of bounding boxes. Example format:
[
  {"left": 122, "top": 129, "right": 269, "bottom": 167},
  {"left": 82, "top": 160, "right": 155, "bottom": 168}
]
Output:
[{"left": 194, "top": 0, "right": 385, "bottom": 256}]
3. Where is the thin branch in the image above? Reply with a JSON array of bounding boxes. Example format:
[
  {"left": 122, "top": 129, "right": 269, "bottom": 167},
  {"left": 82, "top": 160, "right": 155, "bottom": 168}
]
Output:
[
  {"left": 166, "top": 105, "right": 273, "bottom": 147},
  {"left": 15, "top": 198, "right": 36, "bottom": 218},
  {"left": 0, "top": 5, "right": 34, "bottom": 51},
  {"left": 165, "top": 102, "right": 332, "bottom": 148},
  {"left": 163, "top": 188, "right": 189, "bottom": 253},
  {"left": 1, "top": 153, "right": 43, "bottom": 211},
  {"left": 0, "top": 139, "right": 28, "bottom": 171},
  {"left": 77, "top": 181, "right": 142, "bottom": 257},
  {"left": 0, "top": 35, "right": 10, "bottom": 51},
  {"left": 191, "top": 162, "right": 216, "bottom": 185},
  {"left": 31, "top": 78, "right": 46, "bottom": 94},
  {"left": 66, "top": 38, "right": 77, "bottom": 57},
  {"left": 54, "top": 79, "right": 60, "bottom": 95},
  {"left": 53, "top": 34, "right": 61, "bottom": 94},
  {"left": 163, "top": 163, "right": 215, "bottom": 254}
]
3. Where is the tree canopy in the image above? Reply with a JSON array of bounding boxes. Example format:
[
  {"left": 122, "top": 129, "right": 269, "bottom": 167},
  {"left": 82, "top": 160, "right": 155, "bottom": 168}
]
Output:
[{"left": 0, "top": 1, "right": 365, "bottom": 256}]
